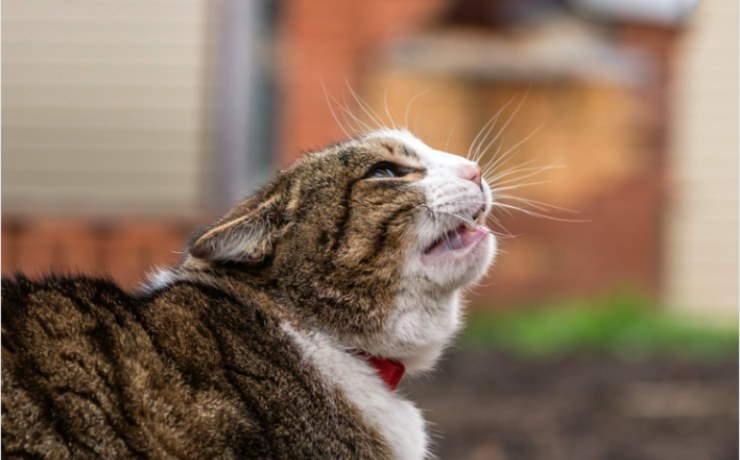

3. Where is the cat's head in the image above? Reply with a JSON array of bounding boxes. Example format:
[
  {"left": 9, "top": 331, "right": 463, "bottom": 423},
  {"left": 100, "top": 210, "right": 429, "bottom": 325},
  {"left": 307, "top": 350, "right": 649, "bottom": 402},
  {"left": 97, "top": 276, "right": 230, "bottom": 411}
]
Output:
[{"left": 164, "top": 129, "right": 496, "bottom": 373}]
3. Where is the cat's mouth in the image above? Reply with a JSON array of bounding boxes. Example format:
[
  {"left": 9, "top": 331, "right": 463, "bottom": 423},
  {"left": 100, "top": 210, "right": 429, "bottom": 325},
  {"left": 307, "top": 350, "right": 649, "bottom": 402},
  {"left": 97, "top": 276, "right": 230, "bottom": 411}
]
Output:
[{"left": 423, "top": 206, "right": 489, "bottom": 258}]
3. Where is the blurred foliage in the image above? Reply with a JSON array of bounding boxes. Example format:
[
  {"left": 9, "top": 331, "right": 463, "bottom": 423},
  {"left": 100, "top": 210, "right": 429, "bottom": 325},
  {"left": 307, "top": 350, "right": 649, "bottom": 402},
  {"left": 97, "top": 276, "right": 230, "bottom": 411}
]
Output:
[{"left": 462, "top": 295, "right": 738, "bottom": 359}]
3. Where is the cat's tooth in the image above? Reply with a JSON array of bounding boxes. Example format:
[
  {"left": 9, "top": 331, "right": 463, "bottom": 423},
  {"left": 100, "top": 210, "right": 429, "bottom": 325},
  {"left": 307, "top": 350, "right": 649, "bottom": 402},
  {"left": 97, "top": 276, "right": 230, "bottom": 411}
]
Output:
[{"left": 447, "top": 229, "right": 464, "bottom": 250}]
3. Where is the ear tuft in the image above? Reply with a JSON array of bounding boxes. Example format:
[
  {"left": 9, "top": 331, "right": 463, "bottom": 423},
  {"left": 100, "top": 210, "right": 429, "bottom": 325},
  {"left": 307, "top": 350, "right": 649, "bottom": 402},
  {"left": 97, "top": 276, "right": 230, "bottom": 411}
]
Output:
[{"left": 190, "top": 197, "right": 284, "bottom": 264}]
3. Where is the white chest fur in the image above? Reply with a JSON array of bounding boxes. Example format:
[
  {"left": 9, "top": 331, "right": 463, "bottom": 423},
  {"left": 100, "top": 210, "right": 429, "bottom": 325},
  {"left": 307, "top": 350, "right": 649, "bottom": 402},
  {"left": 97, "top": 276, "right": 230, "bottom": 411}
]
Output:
[{"left": 282, "top": 323, "right": 428, "bottom": 460}]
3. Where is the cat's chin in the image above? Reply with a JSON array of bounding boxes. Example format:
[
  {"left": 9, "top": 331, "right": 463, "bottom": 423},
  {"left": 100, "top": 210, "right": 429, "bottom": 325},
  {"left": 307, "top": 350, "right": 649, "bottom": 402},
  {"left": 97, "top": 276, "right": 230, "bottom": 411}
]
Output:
[
  {"left": 418, "top": 231, "right": 496, "bottom": 291},
  {"left": 396, "top": 342, "right": 450, "bottom": 375}
]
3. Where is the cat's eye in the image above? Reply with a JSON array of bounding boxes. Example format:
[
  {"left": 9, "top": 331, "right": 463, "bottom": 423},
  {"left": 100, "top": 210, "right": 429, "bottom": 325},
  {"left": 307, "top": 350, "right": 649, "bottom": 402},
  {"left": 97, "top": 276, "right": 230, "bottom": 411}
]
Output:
[
  {"left": 371, "top": 166, "right": 396, "bottom": 178},
  {"left": 365, "top": 161, "right": 415, "bottom": 179}
]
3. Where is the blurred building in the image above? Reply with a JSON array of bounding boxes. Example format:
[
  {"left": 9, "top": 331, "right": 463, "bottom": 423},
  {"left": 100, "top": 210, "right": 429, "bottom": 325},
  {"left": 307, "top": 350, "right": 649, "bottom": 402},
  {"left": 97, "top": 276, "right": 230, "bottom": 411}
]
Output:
[
  {"left": 2, "top": 0, "right": 275, "bottom": 285},
  {"left": 2, "top": 0, "right": 736, "bottom": 321},
  {"left": 3, "top": 0, "right": 212, "bottom": 214},
  {"left": 665, "top": 0, "right": 739, "bottom": 322}
]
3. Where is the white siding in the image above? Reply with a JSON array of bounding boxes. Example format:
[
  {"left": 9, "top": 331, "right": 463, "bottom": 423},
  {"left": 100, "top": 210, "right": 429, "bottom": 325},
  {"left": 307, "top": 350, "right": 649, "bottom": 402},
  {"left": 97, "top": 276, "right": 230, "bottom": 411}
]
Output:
[
  {"left": 665, "top": 1, "right": 739, "bottom": 321},
  {"left": 2, "top": 0, "right": 215, "bottom": 214}
]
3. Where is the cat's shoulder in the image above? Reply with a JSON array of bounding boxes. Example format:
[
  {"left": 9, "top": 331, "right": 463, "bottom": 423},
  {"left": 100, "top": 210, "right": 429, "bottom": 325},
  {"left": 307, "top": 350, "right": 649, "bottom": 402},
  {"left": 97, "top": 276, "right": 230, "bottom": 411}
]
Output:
[
  {"left": 2, "top": 273, "right": 128, "bottom": 295},
  {"left": 2, "top": 275, "right": 133, "bottom": 319}
]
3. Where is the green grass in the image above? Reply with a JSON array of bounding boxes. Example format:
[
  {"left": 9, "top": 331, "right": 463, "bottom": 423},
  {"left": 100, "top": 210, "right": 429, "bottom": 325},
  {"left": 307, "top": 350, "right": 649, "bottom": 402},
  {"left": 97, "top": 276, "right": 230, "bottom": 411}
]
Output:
[{"left": 462, "top": 295, "right": 738, "bottom": 359}]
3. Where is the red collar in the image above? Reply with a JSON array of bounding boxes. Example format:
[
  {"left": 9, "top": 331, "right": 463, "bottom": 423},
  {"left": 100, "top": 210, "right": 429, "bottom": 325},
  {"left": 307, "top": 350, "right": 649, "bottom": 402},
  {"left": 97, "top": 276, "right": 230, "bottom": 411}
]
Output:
[{"left": 357, "top": 352, "right": 405, "bottom": 391}]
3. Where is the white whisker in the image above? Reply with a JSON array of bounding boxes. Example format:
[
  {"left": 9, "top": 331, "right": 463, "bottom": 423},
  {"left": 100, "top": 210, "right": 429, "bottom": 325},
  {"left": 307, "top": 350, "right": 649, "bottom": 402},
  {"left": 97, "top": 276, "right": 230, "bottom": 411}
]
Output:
[
  {"left": 445, "top": 123, "right": 458, "bottom": 151},
  {"left": 494, "top": 194, "right": 581, "bottom": 215},
  {"left": 468, "top": 95, "right": 519, "bottom": 163},
  {"left": 474, "top": 89, "right": 530, "bottom": 166},
  {"left": 333, "top": 92, "right": 373, "bottom": 135},
  {"left": 481, "top": 122, "right": 544, "bottom": 179},
  {"left": 382, "top": 78, "right": 398, "bottom": 130},
  {"left": 345, "top": 80, "right": 385, "bottom": 130},
  {"left": 321, "top": 81, "right": 355, "bottom": 140},
  {"left": 403, "top": 90, "right": 430, "bottom": 132},
  {"left": 485, "top": 161, "right": 564, "bottom": 186},
  {"left": 491, "top": 181, "right": 549, "bottom": 193},
  {"left": 467, "top": 107, "right": 504, "bottom": 162},
  {"left": 492, "top": 203, "right": 588, "bottom": 223}
]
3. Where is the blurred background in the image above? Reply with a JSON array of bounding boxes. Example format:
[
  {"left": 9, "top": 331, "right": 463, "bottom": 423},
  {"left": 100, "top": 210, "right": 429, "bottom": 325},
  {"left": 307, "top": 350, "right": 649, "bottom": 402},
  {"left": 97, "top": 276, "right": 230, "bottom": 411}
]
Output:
[{"left": 2, "top": 0, "right": 737, "bottom": 458}]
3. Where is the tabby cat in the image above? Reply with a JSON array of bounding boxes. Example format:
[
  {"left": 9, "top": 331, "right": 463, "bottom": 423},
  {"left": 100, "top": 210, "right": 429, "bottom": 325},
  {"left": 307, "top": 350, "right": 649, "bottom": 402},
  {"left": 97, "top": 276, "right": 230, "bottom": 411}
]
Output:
[{"left": 2, "top": 129, "right": 496, "bottom": 459}]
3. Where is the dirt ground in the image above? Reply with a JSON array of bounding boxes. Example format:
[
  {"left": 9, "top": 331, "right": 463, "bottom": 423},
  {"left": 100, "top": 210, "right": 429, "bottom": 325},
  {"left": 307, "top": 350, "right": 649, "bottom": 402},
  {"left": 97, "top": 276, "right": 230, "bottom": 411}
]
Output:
[{"left": 403, "top": 349, "right": 738, "bottom": 460}]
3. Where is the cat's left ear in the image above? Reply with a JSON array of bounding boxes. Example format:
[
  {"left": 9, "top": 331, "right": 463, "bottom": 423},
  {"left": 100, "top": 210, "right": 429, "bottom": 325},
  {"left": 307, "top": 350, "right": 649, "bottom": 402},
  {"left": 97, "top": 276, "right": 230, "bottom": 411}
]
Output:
[{"left": 189, "top": 196, "right": 286, "bottom": 264}]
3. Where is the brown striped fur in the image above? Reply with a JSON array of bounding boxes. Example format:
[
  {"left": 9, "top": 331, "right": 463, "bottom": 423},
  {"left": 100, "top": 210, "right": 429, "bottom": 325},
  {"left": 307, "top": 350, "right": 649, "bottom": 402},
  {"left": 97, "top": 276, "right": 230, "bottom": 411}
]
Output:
[
  {"left": 2, "top": 276, "right": 390, "bottom": 458},
  {"left": 2, "top": 132, "right": 495, "bottom": 459}
]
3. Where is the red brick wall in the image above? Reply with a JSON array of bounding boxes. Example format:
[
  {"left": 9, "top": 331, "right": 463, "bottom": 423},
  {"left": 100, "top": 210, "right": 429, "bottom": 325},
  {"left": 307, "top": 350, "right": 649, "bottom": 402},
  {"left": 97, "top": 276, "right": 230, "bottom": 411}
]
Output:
[
  {"left": 476, "top": 173, "right": 663, "bottom": 308},
  {"left": 276, "top": 0, "right": 447, "bottom": 164},
  {"left": 2, "top": 217, "right": 200, "bottom": 290}
]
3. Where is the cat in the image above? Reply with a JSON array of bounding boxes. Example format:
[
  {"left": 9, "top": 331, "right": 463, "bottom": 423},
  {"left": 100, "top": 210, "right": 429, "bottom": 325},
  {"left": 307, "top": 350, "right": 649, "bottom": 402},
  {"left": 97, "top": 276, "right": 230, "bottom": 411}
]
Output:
[{"left": 2, "top": 128, "right": 496, "bottom": 459}]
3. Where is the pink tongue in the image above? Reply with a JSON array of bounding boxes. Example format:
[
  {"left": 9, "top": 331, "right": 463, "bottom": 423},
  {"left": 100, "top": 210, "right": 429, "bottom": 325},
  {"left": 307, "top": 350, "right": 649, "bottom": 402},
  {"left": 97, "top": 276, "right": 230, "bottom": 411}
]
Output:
[
  {"left": 445, "top": 225, "right": 489, "bottom": 252},
  {"left": 425, "top": 224, "right": 489, "bottom": 258}
]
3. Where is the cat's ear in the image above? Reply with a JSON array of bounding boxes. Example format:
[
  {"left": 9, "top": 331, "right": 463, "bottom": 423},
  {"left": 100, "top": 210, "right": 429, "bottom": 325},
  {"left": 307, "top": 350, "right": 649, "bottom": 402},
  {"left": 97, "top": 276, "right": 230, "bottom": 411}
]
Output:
[{"left": 189, "top": 197, "right": 285, "bottom": 264}]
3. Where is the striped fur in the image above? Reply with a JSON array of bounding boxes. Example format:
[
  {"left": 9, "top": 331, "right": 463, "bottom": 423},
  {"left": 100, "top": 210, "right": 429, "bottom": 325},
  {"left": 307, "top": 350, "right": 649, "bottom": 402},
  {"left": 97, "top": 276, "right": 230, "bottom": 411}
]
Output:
[
  {"left": 2, "top": 276, "right": 390, "bottom": 459},
  {"left": 3, "top": 130, "right": 496, "bottom": 459}
]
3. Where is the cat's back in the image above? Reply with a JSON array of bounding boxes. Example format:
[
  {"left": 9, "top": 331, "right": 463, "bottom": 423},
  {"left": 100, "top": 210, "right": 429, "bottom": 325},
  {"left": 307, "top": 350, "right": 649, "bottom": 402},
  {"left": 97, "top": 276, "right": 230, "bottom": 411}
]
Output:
[
  {"left": 2, "top": 277, "right": 262, "bottom": 458},
  {"left": 2, "top": 275, "right": 135, "bottom": 346},
  {"left": 2, "top": 275, "right": 140, "bottom": 375},
  {"left": 3, "top": 277, "right": 134, "bottom": 457},
  {"left": 1, "top": 277, "right": 389, "bottom": 459},
  {"left": 1, "top": 276, "right": 209, "bottom": 458}
]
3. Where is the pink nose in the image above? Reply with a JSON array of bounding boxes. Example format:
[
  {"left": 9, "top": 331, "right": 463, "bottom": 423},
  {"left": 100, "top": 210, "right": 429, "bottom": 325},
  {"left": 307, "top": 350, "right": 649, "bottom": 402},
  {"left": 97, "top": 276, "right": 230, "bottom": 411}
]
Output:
[{"left": 460, "top": 164, "right": 482, "bottom": 189}]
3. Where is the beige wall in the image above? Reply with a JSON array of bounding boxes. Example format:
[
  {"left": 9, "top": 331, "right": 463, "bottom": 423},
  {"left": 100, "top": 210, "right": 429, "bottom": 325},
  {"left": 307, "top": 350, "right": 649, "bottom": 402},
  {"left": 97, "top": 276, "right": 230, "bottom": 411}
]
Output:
[
  {"left": 666, "top": 1, "right": 739, "bottom": 321},
  {"left": 2, "top": 0, "right": 213, "bottom": 215}
]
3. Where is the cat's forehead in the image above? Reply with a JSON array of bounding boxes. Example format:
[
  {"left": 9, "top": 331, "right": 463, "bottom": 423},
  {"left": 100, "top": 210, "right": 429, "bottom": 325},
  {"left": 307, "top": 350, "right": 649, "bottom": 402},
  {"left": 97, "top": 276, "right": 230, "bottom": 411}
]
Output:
[
  {"left": 294, "top": 128, "right": 470, "bottom": 181},
  {"left": 362, "top": 129, "right": 468, "bottom": 170},
  {"left": 346, "top": 130, "right": 421, "bottom": 161},
  {"left": 364, "top": 129, "right": 426, "bottom": 155},
  {"left": 358, "top": 129, "right": 428, "bottom": 163},
  {"left": 292, "top": 131, "right": 414, "bottom": 178}
]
